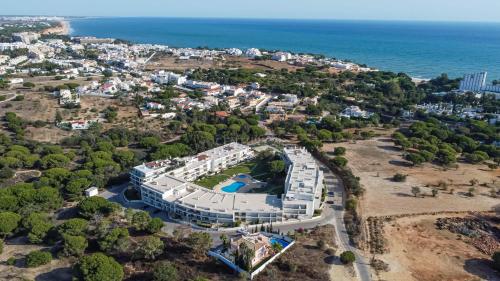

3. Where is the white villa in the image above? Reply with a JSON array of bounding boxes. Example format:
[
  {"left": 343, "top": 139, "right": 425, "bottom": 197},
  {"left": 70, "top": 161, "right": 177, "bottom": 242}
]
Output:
[{"left": 130, "top": 143, "right": 324, "bottom": 225}]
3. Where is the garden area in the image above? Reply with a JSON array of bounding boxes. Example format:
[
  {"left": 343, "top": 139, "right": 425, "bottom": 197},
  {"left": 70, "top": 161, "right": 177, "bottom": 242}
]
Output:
[{"left": 194, "top": 150, "right": 287, "bottom": 195}]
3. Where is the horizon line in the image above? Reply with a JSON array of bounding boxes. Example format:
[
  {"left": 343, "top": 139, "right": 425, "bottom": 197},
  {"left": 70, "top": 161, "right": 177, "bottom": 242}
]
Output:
[{"left": 2, "top": 14, "right": 500, "bottom": 24}]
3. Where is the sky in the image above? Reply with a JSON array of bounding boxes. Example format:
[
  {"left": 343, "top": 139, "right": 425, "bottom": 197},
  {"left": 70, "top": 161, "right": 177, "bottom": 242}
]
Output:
[{"left": 2, "top": 0, "right": 500, "bottom": 22}]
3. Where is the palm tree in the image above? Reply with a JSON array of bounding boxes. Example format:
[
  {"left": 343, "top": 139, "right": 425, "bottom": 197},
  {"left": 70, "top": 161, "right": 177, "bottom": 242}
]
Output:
[{"left": 272, "top": 242, "right": 283, "bottom": 253}]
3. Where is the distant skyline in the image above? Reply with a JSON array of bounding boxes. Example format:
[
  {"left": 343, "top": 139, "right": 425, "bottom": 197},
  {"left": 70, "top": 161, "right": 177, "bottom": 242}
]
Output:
[{"left": 2, "top": 0, "right": 500, "bottom": 23}]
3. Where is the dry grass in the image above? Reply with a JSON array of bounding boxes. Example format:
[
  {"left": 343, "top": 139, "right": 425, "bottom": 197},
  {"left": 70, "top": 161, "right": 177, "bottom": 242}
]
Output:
[
  {"left": 254, "top": 225, "right": 336, "bottom": 281},
  {"left": 322, "top": 133, "right": 499, "bottom": 217}
]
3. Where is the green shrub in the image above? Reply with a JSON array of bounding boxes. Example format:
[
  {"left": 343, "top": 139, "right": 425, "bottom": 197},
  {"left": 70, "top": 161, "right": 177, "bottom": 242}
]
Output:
[
  {"left": 340, "top": 251, "right": 356, "bottom": 264},
  {"left": 7, "top": 257, "right": 16, "bottom": 266},
  {"left": 153, "top": 261, "right": 178, "bottom": 281},
  {"left": 345, "top": 198, "right": 357, "bottom": 211},
  {"left": 392, "top": 173, "right": 407, "bottom": 182},
  {"left": 333, "top": 147, "right": 346, "bottom": 155},
  {"left": 331, "top": 156, "right": 348, "bottom": 167},
  {"left": 26, "top": 250, "right": 52, "bottom": 267},
  {"left": 75, "top": 253, "right": 123, "bottom": 281}
]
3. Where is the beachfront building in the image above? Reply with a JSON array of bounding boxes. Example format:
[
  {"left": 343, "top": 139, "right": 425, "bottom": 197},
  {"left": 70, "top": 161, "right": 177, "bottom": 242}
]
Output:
[
  {"left": 460, "top": 72, "right": 487, "bottom": 92},
  {"left": 132, "top": 143, "right": 324, "bottom": 225},
  {"left": 459, "top": 72, "right": 500, "bottom": 94}
]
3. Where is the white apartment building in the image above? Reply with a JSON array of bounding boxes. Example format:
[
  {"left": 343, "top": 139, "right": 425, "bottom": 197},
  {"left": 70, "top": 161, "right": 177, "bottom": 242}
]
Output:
[
  {"left": 459, "top": 72, "right": 500, "bottom": 94},
  {"left": 154, "top": 71, "right": 187, "bottom": 86},
  {"left": 8, "top": 56, "right": 28, "bottom": 66},
  {"left": 459, "top": 72, "right": 487, "bottom": 92},
  {"left": 282, "top": 147, "right": 324, "bottom": 219},
  {"left": 132, "top": 143, "right": 324, "bottom": 225},
  {"left": 12, "top": 32, "right": 40, "bottom": 44},
  {"left": 0, "top": 42, "right": 28, "bottom": 51}
]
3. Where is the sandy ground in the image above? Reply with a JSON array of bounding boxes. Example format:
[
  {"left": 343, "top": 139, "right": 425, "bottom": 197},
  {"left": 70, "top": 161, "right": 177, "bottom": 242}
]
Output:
[
  {"left": 0, "top": 92, "right": 141, "bottom": 142},
  {"left": 323, "top": 134, "right": 499, "bottom": 217},
  {"left": 148, "top": 55, "right": 302, "bottom": 72},
  {"left": 375, "top": 214, "right": 500, "bottom": 281},
  {"left": 0, "top": 237, "right": 73, "bottom": 281}
]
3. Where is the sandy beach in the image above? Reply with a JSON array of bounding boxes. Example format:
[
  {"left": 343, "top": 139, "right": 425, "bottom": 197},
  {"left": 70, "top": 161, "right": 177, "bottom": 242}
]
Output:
[{"left": 41, "top": 19, "right": 70, "bottom": 35}]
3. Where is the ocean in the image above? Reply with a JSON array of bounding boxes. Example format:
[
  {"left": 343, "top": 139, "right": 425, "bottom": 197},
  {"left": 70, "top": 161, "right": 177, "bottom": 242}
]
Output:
[{"left": 69, "top": 17, "right": 500, "bottom": 80}]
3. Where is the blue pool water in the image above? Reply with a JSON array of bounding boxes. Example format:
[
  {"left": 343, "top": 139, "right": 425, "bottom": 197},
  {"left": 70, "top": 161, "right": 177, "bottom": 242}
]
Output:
[
  {"left": 237, "top": 174, "right": 248, "bottom": 179},
  {"left": 222, "top": 181, "right": 246, "bottom": 193},
  {"left": 270, "top": 237, "right": 290, "bottom": 248}
]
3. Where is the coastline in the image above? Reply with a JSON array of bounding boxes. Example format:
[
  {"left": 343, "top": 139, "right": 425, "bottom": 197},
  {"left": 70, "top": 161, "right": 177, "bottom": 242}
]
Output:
[
  {"left": 41, "top": 19, "right": 71, "bottom": 36},
  {"left": 67, "top": 17, "right": 500, "bottom": 80}
]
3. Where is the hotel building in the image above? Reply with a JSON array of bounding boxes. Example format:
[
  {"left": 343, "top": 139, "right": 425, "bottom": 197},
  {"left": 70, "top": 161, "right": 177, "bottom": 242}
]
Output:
[{"left": 131, "top": 143, "right": 324, "bottom": 225}]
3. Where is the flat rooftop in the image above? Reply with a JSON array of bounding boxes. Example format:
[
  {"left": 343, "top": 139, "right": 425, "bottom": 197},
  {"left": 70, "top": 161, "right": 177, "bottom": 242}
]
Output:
[{"left": 143, "top": 173, "right": 282, "bottom": 214}]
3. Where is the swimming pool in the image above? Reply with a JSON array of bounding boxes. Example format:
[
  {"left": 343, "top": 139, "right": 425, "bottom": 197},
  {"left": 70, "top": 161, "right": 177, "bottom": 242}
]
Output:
[
  {"left": 222, "top": 181, "right": 246, "bottom": 193},
  {"left": 270, "top": 237, "right": 290, "bottom": 248},
  {"left": 237, "top": 174, "right": 248, "bottom": 179}
]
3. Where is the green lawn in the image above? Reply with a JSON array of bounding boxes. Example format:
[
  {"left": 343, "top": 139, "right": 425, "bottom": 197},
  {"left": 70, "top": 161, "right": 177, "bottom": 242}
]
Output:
[
  {"left": 193, "top": 159, "right": 287, "bottom": 195},
  {"left": 194, "top": 160, "right": 271, "bottom": 189}
]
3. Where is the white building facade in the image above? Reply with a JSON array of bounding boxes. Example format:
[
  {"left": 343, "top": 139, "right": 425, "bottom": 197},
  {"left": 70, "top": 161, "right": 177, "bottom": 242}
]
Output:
[{"left": 131, "top": 143, "right": 324, "bottom": 225}]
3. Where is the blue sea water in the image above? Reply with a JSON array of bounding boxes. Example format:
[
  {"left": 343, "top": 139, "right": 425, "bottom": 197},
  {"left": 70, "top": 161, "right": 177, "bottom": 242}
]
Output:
[
  {"left": 222, "top": 181, "right": 246, "bottom": 193},
  {"left": 69, "top": 17, "right": 500, "bottom": 80}
]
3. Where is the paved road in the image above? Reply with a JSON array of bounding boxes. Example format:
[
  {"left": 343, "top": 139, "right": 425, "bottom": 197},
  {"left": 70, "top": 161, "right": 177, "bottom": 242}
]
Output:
[
  {"left": 321, "top": 166, "right": 372, "bottom": 281},
  {"left": 272, "top": 165, "right": 372, "bottom": 281}
]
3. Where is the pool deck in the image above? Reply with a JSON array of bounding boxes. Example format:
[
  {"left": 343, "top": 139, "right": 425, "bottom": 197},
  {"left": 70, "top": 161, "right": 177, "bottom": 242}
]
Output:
[{"left": 214, "top": 174, "right": 266, "bottom": 193}]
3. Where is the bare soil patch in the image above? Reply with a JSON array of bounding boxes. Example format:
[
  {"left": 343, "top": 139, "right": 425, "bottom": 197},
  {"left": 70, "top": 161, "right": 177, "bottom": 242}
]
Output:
[
  {"left": 323, "top": 134, "right": 499, "bottom": 217},
  {"left": 254, "top": 225, "right": 337, "bottom": 281},
  {"left": 0, "top": 237, "right": 73, "bottom": 281},
  {"left": 375, "top": 214, "right": 500, "bottom": 281}
]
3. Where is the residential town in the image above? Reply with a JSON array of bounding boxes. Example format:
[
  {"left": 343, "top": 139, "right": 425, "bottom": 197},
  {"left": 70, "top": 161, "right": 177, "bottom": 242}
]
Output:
[{"left": 0, "top": 16, "right": 498, "bottom": 281}]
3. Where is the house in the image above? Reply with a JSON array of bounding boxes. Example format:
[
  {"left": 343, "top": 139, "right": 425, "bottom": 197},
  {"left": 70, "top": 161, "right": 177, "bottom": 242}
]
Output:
[
  {"left": 65, "top": 120, "right": 96, "bottom": 130},
  {"left": 250, "top": 82, "right": 260, "bottom": 90},
  {"left": 56, "top": 89, "right": 81, "bottom": 105},
  {"left": 215, "top": 111, "right": 230, "bottom": 119},
  {"left": 84, "top": 186, "right": 99, "bottom": 197},
  {"left": 282, "top": 94, "right": 299, "bottom": 104},
  {"left": 146, "top": 102, "right": 165, "bottom": 110},
  {"left": 226, "top": 48, "right": 243, "bottom": 56},
  {"left": 245, "top": 48, "right": 262, "bottom": 58},
  {"left": 272, "top": 52, "right": 292, "bottom": 62},
  {"left": 340, "top": 106, "right": 373, "bottom": 119},
  {"left": 230, "top": 233, "right": 272, "bottom": 267},
  {"left": 9, "top": 78, "right": 24, "bottom": 84},
  {"left": 101, "top": 83, "right": 118, "bottom": 95},
  {"left": 224, "top": 86, "right": 246, "bottom": 96}
]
